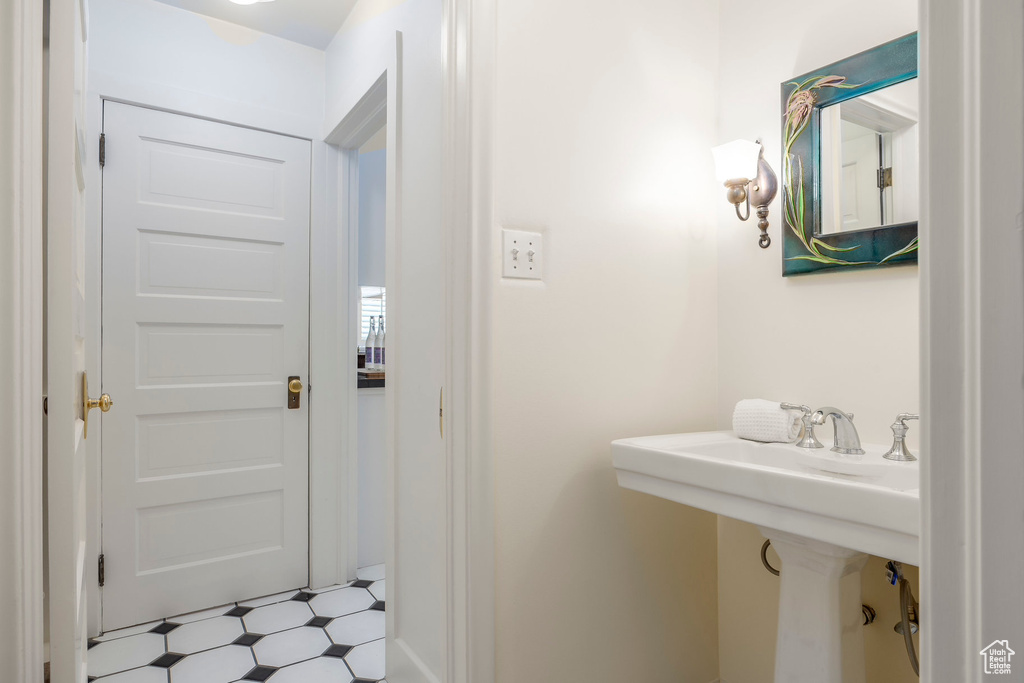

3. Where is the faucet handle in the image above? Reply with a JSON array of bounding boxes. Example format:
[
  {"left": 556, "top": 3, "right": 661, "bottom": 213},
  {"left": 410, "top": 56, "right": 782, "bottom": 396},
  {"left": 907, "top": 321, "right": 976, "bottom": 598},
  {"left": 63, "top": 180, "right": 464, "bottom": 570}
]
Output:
[
  {"left": 781, "top": 403, "right": 824, "bottom": 449},
  {"left": 884, "top": 413, "right": 919, "bottom": 462}
]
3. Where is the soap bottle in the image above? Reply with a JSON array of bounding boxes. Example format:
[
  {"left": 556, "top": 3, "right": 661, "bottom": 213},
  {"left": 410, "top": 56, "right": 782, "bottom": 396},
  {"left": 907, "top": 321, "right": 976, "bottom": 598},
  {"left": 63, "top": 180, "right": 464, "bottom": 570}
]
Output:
[{"left": 378, "top": 318, "right": 386, "bottom": 371}]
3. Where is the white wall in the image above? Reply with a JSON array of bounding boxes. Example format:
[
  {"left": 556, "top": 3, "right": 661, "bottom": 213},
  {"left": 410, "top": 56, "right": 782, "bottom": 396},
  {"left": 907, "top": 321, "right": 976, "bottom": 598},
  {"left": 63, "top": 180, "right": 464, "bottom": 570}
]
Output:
[
  {"left": 357, "top": 389, "right": 386, "bottom": 568},
  {"left": 359, "top": 148, "right": 387, "bottom": 287},
  {"left": 356, "top": 147, "right": 386, "bottom": 568},
  {"left": 491, "top": 1, "right": 723, "bottom": 681},
  {"left": 325, "top": 0, "right": 435, "bottom": 135},
  {"left": 90, "top": 0, "right": 325, "bottom": 135},
  {"left": 714, "top": 1, "right": 920, "bottom": 681}
]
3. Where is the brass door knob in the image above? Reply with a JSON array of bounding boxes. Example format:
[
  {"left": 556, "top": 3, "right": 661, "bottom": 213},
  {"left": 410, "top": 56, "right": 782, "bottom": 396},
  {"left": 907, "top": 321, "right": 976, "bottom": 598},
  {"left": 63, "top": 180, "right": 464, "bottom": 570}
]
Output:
[
  {"left": 87, "top": 394, "right": 114, "bottom": 413},
  {"left": 289, "top": 378, "right": 303, "bottom": 393},
  {"left": 82, "top": 371, "right": 114, "bottom": 439}
]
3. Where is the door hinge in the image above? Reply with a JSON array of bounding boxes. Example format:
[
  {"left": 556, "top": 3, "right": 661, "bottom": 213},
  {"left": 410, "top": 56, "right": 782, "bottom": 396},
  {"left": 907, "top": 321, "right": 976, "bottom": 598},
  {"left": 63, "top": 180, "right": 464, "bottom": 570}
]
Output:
[
  {"left": 877, "top": 166, "right": 892, "bottom": 189},
  {"left": 439, "top": 387, "right": 444, "bottom": 439},
  {"left": 98, "top": 554, "right": 105, "bottom": 587},
  {"left": 99, "top": 133, "right": 106, "bottom": 167}
]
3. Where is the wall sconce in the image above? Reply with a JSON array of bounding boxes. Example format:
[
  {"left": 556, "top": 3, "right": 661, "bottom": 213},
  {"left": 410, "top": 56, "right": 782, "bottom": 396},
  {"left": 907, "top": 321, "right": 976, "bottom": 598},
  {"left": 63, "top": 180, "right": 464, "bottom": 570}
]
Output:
[{"left": 712, "top": 139, "right": 779, "bottom": 248}]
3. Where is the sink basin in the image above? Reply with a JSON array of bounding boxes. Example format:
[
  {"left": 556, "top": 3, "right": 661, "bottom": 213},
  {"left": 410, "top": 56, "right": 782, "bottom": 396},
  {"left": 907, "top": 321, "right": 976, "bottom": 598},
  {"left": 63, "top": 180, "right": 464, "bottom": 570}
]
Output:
[
  {"left": 613, "top": 430, "right": 921, "bottom": 683},
  {"left": 612, "top": 430, "right": 919, "bottom": 563}
]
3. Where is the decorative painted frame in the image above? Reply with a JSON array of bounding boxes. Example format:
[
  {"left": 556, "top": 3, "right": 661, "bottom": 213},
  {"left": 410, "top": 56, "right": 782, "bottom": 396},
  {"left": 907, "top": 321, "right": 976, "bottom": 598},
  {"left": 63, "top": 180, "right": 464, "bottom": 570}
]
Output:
[{"left": 781, "top": 32, "right": 919, "bottom": 276}]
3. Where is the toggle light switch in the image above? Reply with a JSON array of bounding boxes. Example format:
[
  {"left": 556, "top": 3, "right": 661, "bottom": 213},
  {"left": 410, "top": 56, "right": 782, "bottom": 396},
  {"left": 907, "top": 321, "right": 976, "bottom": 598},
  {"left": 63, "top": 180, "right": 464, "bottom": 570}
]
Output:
[{"left": 502, "top": 229, "right": 543, "bottom": 280}]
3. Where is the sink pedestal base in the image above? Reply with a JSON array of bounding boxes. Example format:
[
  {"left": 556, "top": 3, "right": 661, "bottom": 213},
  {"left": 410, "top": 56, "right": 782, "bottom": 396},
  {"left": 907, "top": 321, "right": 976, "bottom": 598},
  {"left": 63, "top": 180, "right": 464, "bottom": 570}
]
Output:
[{"left": 759, "top": 528, "right": 869, "bottom": 683}]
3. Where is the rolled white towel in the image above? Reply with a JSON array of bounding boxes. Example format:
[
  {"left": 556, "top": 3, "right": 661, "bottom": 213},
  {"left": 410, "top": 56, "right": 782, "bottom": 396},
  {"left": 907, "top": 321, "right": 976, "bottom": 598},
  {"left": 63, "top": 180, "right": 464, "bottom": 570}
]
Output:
[{"left": 732, "top": 399, "right": 802, "bottom": 443}]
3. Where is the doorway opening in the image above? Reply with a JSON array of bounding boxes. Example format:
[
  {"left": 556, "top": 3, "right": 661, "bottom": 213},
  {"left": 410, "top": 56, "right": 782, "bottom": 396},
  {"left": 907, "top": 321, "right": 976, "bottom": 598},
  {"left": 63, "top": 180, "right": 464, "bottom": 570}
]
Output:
[
  {"left": 84, "top": 94, "right": 392, "bottom": 683},
  {"left": 43, "top": 1, "right": 469, "bottom": 679},
  {"left": 355, "top": 123, "right": 389, "bottom": 575}
]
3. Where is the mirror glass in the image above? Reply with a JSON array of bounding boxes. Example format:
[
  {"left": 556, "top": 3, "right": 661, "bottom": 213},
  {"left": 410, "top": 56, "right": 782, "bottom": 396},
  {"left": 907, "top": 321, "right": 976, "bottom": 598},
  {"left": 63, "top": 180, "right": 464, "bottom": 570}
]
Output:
[{"left": 818, "top": 78, "right": 918, "bottom": 234}]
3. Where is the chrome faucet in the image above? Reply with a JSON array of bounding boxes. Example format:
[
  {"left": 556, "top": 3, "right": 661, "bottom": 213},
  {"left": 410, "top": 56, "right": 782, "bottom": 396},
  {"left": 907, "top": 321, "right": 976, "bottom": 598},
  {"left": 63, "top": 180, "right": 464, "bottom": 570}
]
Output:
[{"left": 811, "top": 406, "right": 865, "bottom": 455}]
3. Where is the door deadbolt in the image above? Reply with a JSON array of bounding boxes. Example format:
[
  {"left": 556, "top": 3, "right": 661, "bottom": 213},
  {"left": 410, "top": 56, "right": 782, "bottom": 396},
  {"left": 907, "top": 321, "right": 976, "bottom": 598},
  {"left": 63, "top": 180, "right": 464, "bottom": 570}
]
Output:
[{"left": 288, "top": 376, "right": 302, "bottom": 409}]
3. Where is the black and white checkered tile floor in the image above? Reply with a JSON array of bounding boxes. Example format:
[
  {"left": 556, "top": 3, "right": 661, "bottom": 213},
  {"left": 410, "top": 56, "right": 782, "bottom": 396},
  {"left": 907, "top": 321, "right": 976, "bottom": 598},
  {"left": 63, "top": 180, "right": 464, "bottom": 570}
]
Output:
[{"left": 87, "top": 564, "right": 387, "bottom": 683}]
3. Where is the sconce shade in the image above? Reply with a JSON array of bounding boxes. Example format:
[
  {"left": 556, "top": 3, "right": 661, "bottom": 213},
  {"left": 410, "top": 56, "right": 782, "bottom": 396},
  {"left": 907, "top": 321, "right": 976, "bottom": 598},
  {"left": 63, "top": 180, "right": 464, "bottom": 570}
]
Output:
[{"left": 712, "top": 139, "right": 762, "bottom": 183}]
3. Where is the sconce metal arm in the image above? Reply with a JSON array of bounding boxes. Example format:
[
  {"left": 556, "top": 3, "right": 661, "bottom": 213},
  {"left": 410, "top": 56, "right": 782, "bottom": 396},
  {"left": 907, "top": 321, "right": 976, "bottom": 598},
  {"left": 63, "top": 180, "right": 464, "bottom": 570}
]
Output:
[{"left": 735, "top": 192, "right": 751, "bottom": 221}]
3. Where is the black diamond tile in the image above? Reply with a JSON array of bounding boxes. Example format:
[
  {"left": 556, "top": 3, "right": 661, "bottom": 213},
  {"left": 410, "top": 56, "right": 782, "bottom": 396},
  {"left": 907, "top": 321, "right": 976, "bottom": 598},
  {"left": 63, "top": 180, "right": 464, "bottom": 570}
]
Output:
[
  {"left": 370, "top": 600, "right": 385, "bottom": 611},
  {"left": 149, "top": 621, "right": 181, "bottom": 635},
  {"left": 351, "top": 579, "right": 373, "bottom": 589},
  {"left": 306, "top": 615, "right": 332, "bottom": 628},
  {"left": 322, "top": 643, "right": 353, "bottom": 658},
  {"left": 233, "top": 632, "right": 265, "bottom": 646},
  {"left": 353, "top": 680, "right": 378, "bottom": 683},
  {"left": 242, "top": 665, "right": 279, "bottom": 681},
  {"left": 290, "top": 591, "right": 316, "bottom": 602},
  {"left": 87, "top": 639, "right": 99, "bottom": 650},
  {"left": 150, "top": 652, "right": 186, "bottom": 668},
  {"left": 225, "top": 605, "right": 254, "bottom": 618}
]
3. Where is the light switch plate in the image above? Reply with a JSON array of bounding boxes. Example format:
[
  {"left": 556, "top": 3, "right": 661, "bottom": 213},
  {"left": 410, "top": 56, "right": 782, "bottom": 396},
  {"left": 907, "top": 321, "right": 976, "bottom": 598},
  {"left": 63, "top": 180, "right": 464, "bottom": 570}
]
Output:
[{"left": 502, "top": 229, "right": 543, "bottom": 280}]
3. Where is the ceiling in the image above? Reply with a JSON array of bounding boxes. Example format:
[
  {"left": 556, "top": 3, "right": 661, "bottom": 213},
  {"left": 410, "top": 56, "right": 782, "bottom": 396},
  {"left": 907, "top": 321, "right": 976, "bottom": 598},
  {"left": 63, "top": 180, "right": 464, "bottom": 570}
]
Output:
[{"left": 151, "top": 0, "right": 358, "bottom": 49}]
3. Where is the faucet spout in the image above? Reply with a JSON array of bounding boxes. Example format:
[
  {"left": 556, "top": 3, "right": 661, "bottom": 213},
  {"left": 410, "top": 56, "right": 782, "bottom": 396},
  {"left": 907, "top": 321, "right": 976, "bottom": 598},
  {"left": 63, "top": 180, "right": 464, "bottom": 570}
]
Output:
[{"left": 811, "top": 406, "right": 865, "bottom": 455}]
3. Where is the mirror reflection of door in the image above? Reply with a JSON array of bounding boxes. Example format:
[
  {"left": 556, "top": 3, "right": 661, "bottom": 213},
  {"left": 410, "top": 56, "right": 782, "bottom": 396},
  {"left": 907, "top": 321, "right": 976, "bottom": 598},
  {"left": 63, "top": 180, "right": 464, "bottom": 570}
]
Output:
[
  {"left": 840, "top": 120, "right": 883, "bottom": 230},
  {"left": 819, "top": 78, "right": 919, "bottom": 234}
]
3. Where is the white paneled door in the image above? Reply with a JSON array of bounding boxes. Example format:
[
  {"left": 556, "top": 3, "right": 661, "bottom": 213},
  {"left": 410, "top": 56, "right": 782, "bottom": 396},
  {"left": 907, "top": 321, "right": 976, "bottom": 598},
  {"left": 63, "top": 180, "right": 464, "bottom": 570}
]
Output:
[{"left": 100, "top": 102, "right": 312, "bottom": 629}]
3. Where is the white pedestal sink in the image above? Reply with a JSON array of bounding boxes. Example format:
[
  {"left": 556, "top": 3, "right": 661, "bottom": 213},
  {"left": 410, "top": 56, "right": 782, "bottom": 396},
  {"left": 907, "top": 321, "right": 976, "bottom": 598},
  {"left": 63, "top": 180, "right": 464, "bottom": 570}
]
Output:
[{"left": 611, "top": 431, "right": 919, "bottom": 683}]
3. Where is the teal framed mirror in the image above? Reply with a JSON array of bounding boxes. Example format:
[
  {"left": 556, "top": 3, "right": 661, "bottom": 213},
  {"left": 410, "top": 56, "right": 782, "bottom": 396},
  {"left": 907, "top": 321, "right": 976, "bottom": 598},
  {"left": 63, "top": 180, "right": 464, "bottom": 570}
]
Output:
[{"left": 781, "top": 32, "right": 919, "bottom": 276}]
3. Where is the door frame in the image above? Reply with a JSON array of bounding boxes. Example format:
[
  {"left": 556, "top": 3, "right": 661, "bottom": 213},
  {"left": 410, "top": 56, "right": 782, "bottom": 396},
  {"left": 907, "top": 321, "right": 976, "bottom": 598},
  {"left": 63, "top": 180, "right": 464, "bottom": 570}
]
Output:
[
  {"left": 442, "top": 0, "right": 496, "bottom": 680},
  {"left": 920, "top": 0, "right": 1024, "bottom": 678},
  {"left": 0, "top": 0, "right": 46, "bottom": 678},
  {"left": 323, "top": 16, "right": 497, "bottom": 680},
  {"left": 324, "top": 69, "right": 389, "bottom": 583}
]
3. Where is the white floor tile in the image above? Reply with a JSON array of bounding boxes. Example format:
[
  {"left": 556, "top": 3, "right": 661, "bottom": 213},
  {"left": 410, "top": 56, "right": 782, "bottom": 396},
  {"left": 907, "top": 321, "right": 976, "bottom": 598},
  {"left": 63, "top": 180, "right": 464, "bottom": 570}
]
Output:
[
  {"left": 325, "top": 610, "right": 385, "bottom": 646},
  {"left": 168, "top": 604, "right": 235, "bottom": 624},
  {"left": 89, "top": 633, "right": 166, "bottom": 677},
  {"left": 356, "top": 564, "right": 385, "bottom": 582},
  {"left": 242, "top": 601, "right": 314, "bottom": 634},
  {"left": 95, "top": 666, "right": 169, "bottom": 683},
  {"left": 309, "top": 588, "right": 375, "bottom": 618},
  {"left": 90, "top": 589, "right": 384, "bottom": 683},
  {"left": 169, "top": 645, "right": 254, "bottom": 683},
  {"left": 167, "top": 616, "right": 244, "bottom": 654},
  {"left": 95, "top": 621, "right": 163, "bottom": 642},
  {"left": 238, "top": 589, "right": 302, "bottom": 608},
  {"left": 269, "top": 655, "right": 354, "bottom": 683},
  {"left": 253, "top": 627, "right": 332, "bottom": 667},
  {"left": 345, "top": 638, "right": 385, "bottom": 680}
]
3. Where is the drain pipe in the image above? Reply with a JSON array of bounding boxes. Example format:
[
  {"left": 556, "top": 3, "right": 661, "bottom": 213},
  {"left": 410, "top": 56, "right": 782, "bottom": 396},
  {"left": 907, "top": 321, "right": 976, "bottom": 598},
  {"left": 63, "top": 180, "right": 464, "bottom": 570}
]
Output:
[{"left": 886, "top": 561, "right": 920, "bottom": 676}]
